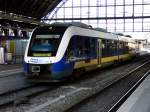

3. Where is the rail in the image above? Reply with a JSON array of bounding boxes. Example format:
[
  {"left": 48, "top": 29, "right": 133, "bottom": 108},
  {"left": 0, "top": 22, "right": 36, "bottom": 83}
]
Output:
[{"left": 108, "top": 61, "right": 150, "bottom": 112}]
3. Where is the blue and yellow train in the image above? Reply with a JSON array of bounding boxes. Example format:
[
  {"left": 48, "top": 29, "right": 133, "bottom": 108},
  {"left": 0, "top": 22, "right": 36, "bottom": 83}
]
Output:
[{"left": 24, "top": 22, "right": 138, "bottom": 82}]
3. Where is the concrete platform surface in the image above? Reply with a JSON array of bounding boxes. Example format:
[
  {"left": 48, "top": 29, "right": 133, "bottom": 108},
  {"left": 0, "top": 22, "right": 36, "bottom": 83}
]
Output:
[
  {"left": 117, "top": 73, "right": 150, "bottom": 112},
  {"left": 0, "top": 64, "right": 22, "bottom": 71}
]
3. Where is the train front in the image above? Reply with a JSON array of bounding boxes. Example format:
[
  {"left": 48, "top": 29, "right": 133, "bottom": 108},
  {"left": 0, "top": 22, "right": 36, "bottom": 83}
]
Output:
[{"left": 24, "top": 25, "right": 71, "bottom": 82}]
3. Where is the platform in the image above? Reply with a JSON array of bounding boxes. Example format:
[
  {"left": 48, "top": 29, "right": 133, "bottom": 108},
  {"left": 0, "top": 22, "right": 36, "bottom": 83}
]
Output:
[
  {"left": 0, "top": 64, "right": 22, "bottom": 71},
  {"left": 117, "top": 73, "right": 150, "bottom": 112}
]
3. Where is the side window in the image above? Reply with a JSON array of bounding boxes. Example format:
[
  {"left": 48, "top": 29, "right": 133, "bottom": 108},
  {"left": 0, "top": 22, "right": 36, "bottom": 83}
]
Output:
[
  {"left": 114, "top": 41, "right": 118, "bottom": 55},
  {"left": 102, "top": 39, "right": 107, "bottom": 57},
  {"left": 66, "top": 36, "right": 97, "bottom": 59},
  {"left": 102, "top": 39, "right": 119, "bottom": 57},
  {"left": 125, "top": 42, "right": 129, "bottom": 53},
  {"left": 76, "top": 36, "right": 91, "bottom": 58},
  {"left": 66, "top": 37, "right": 74, "bottom": 58},
  {"left": 106, "top": 40, "right": 111, "bottom": 56},
  {"left": 76, "top": 36, "right": 84, "bottom": 57},
  {"left": 106, "top": 40, "right": 116, "bottom": 56},
  {"left": 90, "top": 38, "right": 96, "bottom": 57},
  {"left": 84, "top": 38, "right": 90, "bottom": 56},
  {"left": 119, "top": 41, "right": 124, "bottom": 54},
  {"left": 67, "top": 36, "right": 85, "bottom": 58}
]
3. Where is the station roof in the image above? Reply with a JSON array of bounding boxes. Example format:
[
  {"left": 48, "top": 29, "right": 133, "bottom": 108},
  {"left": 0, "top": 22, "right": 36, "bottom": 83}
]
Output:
[
  {"left": 0, "top": 0, "right": 61, "bottom": 30},
  {"left": 0, "top": 0, "right": 60, "bottom": 20}
]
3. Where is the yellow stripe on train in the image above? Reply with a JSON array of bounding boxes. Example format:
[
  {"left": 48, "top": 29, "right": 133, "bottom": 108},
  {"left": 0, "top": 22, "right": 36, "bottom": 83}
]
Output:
[
  {"left": 74, "top": 59, "right": 98, "bottom": 69},
  {"left": 74, "top": 54, "right": 132, "bottom": 69}
]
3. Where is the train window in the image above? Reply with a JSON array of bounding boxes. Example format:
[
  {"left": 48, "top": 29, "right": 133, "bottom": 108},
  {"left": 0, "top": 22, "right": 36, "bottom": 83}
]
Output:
[
  {"left": 65, "top": 38, "right": 74, "bottom": 59},
  {"left": 66, "top": 36, "right": 85, "bottom": 59},
  {"left": 84, "top": 38, "right": 90, "bottom": 56},
  {"left": 102, "top": 39, "right": 107, "bottom": 57},
  {"left": 114, "top": 41, "right": 118, "bottom": 55},
  {"left": 118, "top": 41, "right": 123, "bottom": 55},
  {"left": 106, "top": 40, "right": 112, "bottom": 56},
  {"left": 28, "top": 34, "right": 61, "bottom": 57},
  {"left": 66, "top": 36, "right": 97, "bottom": 61},
  {"left": 73, "top": 36, "right": 91, "bottom": 58},
  {"left": 118, "top": 41, "right": 130, "bottom": 54},
  {"left": 102, "top": 39, "right": 118, "bottom": 57},
  {"left": 90, "top": 38, "right": 97, "bottom": 57},
  {"left": 124, "top": 42, "right": 129, "bottom": 53},
  {"left": 75, "top": 36, "right": 81, "bottom": 57},
  {"left": 107, "top": 40, "right": 113, "bottom": 56}
]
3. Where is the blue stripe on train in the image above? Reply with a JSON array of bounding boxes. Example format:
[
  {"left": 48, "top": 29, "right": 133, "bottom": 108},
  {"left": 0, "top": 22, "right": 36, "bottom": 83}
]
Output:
[
  {"left": 23, "top": 62, "right": 29, "bottom": 75},
  {"left": 51, "top": 57, "right": 74, "bottom": 79}
]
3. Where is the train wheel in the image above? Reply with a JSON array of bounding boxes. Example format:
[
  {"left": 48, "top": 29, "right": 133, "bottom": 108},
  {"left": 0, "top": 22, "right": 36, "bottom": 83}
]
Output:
[{"left": 69, "top": 68, "right": 85, "bottom": 81}]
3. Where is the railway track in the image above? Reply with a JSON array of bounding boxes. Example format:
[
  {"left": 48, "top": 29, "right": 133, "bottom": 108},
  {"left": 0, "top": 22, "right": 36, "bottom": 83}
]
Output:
[
  {"left": 67, "top": 59, "right": 150, "bottom": 112},
  {"left": 0, "top": 55, "right": 150, "bottom": 112},
  {"left": 108, "top": 63, "right": 150, "bottom": 112},
  {"left": 0, "top": 84, "right": 59, "bottom": 107}
]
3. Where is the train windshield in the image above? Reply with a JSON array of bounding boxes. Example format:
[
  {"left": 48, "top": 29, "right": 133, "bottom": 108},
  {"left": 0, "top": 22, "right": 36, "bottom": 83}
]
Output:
[
  {"left": 28, "top": 26, "right": 67, "bottom": 57},
  {"left": 28, "top": 34, "right": 61, "bottom": 57}
]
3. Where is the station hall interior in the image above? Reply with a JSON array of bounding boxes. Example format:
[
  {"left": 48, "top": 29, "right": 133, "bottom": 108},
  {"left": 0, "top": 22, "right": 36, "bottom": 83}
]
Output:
[
  {"left": 0, "top": 0, "right": 150, "bottom": 64},
  {"left": 1, "top": 0, "right": 150, "bottom": 112}
]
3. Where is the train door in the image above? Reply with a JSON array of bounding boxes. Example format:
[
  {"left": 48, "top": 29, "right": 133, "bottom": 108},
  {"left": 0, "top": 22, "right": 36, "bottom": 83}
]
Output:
[{"left": 97, "top": 39, "right": 102, "bottom": 65}]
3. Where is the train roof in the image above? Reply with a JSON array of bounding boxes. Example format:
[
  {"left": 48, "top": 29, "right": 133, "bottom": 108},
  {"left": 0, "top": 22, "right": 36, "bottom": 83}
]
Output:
[
  {"left": 93, "top": 28, "right": 107, "bottom": 33},
  {"left": 39, "top": 25, "right": 114, "bottom": 41},
  {"left": 64, "top": 25, "right": 119, "bottom": 40},
  {"left": 50, "top": 22, "right": 91, "bottom": 29},
  {"left": 127, "top": 38, "right": 136, "bottom": 43},
  {"left": 38, "top": 22, "right": 133, "bottom": 42},
  {"left": 118, "top": 36, "right": 129, "bottom": 42}
]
